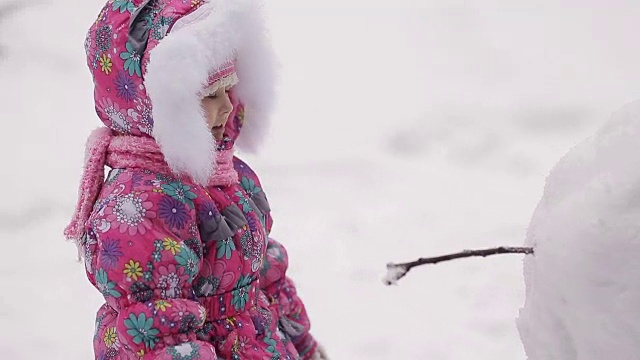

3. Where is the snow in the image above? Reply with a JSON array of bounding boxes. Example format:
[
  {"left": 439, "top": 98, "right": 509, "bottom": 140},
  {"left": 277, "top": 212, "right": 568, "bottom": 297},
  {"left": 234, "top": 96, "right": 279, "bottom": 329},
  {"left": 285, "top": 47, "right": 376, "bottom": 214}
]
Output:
[
  {"left": 517, "top": 99, "right": 640, "bottom": 359},
  {"left": 1, "top": 0, "right": 640, "bottom": 359},
  {"left": 383, "top": 263, "right": 409, "bottom": 286}
]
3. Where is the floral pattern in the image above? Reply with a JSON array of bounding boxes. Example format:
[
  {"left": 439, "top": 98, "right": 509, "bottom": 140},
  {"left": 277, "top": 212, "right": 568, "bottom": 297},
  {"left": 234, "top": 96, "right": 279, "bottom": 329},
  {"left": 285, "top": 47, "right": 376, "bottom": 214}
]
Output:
[
  {"left": 163, "top": 237, "right": 181, "bottom": 255},
  {"left": 158, "top": 196, "right": 190, "bottom": 230},
  {"left": 155, "top": 300, "right": 171, "bottom": 312},
  {"left": 162, "top": 182, "right": 198, "bottom": 209},
  {"left": 124, "top": 313, "right": 160, "bottom": 349},
  {"left": 197, "top": 201, "right": 219, "bottom": 224},
  {"left": 240, "top": 176, "right": 261, "bottom": 198},
  {"left": 114, "top": 71, "right": 137, "bottom": 102},
  {"left": 95, "top": 25, "right": 112, "bottom": 52},
  {"left": 216, "top": 237, "right": 236, "bottom": 260},
  {"left": 155, "top": 264, "right": 190, "bottom": 299},
  {"left": 100, "top": 238, "right": 123, "bottom": 269},
  {"left": 166, "top": 342, "right": 200, "bottom": 359},
  {"left": 124, "top": 260, "right": 143, "bottom": 281},
  {"left": 99, "top": 54, "right": 112, "bottom": 74},
  {"left": 86, "top": 158, "right": 319, "bottom": 359},
  {"left": 235, "top": 191, "right": 253, "bottom": 213},
  {"left": 98, "top": 97, "right": 132, "bottom": 134},
  {"left": 175, "top": 246, "right": 200, "bottom": 277},
  {"left": 131, "top": 283, "right": 154, "bottom": 303},
  {"left": 119, "top": 41, "right": 142, "bottom": 77},
  {"left": 96, "top": 268, "right": 122, "bottom": 298},
  {"left": 128, "top": 97, "right": 154, "bottom": 135},
  {"left": 112, "top": 0, "right": 135, "bottom": 14},
  {"left": 84, "top": 1, "right": 317, "bottom": 357},
  {"left": 232, "top": 275, "right": 253, "bottom": 312},
  {"left": 150, "top": 16, "right": 174, "bottom": 41},
  {"left": 103, "top": 327, "right": 118, "bottom": 347},
  {"left": 105, "top": 191, "right": 156, "bottom": 235},
  {"left": 88, "top": 161, "right": 315, "bottom": 359}
]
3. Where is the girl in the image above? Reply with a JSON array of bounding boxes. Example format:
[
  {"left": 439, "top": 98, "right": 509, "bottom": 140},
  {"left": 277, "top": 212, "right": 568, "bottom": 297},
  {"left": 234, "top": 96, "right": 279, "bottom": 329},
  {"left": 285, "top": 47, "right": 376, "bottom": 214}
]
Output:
[{"left": 65, "top": 1, "right": 328, "bottom": 359}]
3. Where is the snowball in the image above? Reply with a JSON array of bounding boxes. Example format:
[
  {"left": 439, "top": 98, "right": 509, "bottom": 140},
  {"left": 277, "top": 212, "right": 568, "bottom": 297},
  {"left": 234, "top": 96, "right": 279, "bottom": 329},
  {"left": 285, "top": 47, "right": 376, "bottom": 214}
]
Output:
[{"left": 517, "top": 99, "right": 640, "bottom": 359}]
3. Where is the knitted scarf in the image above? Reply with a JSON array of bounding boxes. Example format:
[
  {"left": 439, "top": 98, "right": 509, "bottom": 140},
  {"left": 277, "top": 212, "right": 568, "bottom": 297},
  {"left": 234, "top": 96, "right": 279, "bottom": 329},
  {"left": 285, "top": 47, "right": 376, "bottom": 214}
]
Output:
[{"left": 64, "top": 127, "right": 238, "bottom": 249}]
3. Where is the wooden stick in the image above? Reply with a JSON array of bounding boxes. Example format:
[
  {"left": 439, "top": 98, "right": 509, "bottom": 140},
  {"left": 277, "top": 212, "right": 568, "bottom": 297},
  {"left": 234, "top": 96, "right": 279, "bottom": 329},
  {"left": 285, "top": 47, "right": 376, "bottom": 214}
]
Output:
[{"left": 384, "top": 246, "right": 534, "bottom": 285}]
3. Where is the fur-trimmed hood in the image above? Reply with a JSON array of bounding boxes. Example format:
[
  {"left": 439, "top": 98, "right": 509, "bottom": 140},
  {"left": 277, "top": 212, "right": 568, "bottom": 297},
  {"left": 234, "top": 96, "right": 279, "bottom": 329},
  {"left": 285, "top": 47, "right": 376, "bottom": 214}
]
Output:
[{"left": 84, "top": 0, "right": 276, "bottom": 184}]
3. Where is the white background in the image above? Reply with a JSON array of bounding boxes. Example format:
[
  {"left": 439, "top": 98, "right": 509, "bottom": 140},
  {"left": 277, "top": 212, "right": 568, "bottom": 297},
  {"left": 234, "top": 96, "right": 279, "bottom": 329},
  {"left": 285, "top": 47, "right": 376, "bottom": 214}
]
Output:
[{"left": 1, "top": 0, "right": 639, "bottom": 358}]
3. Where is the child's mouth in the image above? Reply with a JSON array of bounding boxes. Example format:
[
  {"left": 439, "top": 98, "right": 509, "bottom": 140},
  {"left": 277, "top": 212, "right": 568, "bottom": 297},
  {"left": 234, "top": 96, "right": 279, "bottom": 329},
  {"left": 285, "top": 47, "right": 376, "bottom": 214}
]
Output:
[{"left": 211, "top": 124, "right": 224, "bottom": 140}]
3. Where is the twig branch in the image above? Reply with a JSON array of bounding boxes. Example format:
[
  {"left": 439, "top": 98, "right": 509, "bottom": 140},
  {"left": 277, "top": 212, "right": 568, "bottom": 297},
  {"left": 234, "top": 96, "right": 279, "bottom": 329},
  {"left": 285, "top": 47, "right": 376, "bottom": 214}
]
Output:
[{"left": 383, "top": 246, "right": 534, "bottom": 285}]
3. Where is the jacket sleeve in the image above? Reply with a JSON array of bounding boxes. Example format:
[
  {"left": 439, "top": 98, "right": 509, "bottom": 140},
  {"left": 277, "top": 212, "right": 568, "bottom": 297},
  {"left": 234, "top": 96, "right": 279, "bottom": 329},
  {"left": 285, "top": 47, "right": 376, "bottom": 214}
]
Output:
[
  {"left": 260, "top": 237, "right": 319, "bottom": 359},
  {"left": 86, "top": 177, "right": 217, "bottom": 359}
]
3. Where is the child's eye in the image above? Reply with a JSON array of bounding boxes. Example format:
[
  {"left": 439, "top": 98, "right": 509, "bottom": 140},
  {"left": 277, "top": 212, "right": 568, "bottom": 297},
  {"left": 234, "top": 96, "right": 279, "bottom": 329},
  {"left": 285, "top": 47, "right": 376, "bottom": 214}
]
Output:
[{"left": 207, "top": 94, "right": 218, "bottom": 99}]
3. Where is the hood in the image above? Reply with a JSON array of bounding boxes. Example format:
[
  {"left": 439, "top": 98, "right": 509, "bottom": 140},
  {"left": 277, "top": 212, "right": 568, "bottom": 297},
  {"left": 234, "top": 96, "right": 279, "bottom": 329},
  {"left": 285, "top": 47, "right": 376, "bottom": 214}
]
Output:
[{"left": 84, "top": 0, "right": 277, "bottom": 184}]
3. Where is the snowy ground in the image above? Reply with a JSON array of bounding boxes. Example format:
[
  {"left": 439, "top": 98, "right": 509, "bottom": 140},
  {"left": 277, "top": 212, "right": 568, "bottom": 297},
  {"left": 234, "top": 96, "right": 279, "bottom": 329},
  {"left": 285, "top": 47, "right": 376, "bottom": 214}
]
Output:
[{"left": 1, "top": 0, "right": 640, "bottom": 359}]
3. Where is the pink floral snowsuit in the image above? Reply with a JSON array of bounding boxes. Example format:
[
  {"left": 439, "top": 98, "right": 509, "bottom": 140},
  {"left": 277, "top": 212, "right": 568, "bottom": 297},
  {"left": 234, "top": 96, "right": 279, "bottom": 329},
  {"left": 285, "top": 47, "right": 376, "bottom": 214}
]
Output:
[
  {"left": 84, "top": 151, "right": 316, "bottom": 359},
  {"left": 72, "top": 0, "right": 319, "bottom": 359}
]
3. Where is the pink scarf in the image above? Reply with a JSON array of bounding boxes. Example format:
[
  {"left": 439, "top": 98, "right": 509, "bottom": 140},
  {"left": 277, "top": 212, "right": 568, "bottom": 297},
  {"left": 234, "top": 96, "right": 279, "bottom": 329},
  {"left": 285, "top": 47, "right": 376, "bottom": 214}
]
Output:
[{"left": 64, "top": 127, "right": 238, "bottom": 246}]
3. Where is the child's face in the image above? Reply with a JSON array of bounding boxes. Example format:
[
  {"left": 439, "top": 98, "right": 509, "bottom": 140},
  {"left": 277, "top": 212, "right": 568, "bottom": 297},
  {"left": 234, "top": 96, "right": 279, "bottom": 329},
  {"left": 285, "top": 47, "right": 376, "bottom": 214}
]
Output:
[{"left": 201, "top": 86, "right": 234, "bottom": 140}]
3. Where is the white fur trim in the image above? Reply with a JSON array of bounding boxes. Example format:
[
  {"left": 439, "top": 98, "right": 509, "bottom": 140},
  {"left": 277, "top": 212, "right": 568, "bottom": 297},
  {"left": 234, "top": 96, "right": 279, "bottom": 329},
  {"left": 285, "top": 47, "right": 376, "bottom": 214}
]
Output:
[
  {"left": 231, "top": 1, "right": 278, "bottom": 153},
  {"left": 144, "top": 0, "right": 276, "bottom": 184}
]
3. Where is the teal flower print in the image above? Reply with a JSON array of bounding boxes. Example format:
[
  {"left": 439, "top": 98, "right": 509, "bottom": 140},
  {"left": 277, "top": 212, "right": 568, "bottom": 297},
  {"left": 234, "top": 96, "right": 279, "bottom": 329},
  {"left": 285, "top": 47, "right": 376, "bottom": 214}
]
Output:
[
  {"left": 216, "top": 237, "right": 236, "bottom": 260},
  {"left": 166, "top": 342, "right": 199, "bottom": 359},
  {"left": 120, "top": 41, "right": 142, "bottom": 77},
  {"left": 235, "top": 191, "right": 253, "bottom": 213},
  {"left": 231, "top": 275, "right": 253, "bottom": 311},
  {"left": 112, "top": 0, "right": 135, "bottom": 14},
  {"left": 96, "top": 269, "right": 122, "bottom": 298},
  {"left": 124, "top": 312, "right": 160, "bottom": 349},
  {"left": 151, "top": 16, "right": 174, "bottom": 41},
  {"left": 263, "top": 329, "right": 280, "bottom": 357},
  {"left": 175, "top": 246, "right": 199, "bottom": 278},
  {"left": 161, "top": 182, "right": 197, "bottom": 209},
  {"left": 240, "top": 177, "right": 262, "bottom": 198}
]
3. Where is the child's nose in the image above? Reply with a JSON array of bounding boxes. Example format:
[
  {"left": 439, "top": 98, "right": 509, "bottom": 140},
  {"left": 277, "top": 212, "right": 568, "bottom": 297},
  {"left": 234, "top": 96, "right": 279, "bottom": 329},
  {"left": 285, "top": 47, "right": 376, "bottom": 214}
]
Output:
[{"left": 222, "top": 95, "right": 233, "bottom": 112}]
